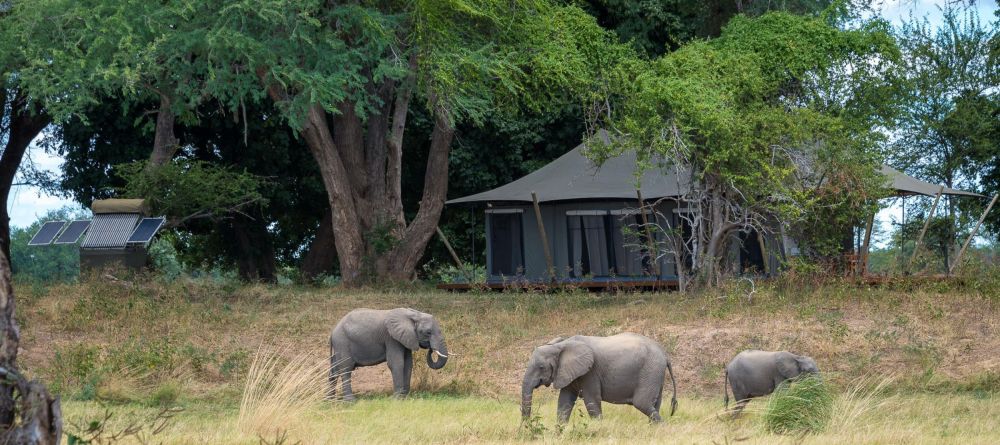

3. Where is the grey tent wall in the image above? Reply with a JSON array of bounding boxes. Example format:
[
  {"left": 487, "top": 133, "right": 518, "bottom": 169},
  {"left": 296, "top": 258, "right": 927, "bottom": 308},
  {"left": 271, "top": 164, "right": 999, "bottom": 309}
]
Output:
[{"left": 485, "top": 200, "right": 680, "bottom": 282}]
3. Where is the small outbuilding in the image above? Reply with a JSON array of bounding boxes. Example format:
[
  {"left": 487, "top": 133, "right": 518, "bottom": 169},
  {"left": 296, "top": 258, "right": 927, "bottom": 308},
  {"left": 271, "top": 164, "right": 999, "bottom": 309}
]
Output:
[{"left": 27, "top": 198, "right": 166, "bottom": 273}]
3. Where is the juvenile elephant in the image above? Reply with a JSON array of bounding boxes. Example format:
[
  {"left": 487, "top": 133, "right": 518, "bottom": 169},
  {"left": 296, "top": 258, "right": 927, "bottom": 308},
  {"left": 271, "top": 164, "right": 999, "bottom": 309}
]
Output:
[
  {"left": 329, "top": 308, "right": 448, "bottom": 401},
  {"left": 520, "top": 333, "right": 677, "bottom": 423},
  {"left": 724, "top": 350, "right": 819, "bottom": 415}
]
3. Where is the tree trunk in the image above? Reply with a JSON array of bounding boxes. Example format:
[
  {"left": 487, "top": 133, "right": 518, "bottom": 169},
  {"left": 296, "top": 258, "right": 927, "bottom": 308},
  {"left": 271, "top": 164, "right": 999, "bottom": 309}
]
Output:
[
  {"left": 260, "top": 63, "right": 452, "bottom": 285},
  {"left": 301, "top": 104, "right": 366, "bottom": 284},
  {"left": 0, "top": 251, "right": 62, "bottom": 444},
  {"left": 301, "top": 211, "right": 338, "bottom": 279},
  {"left": 377, "top": 108, "right": 455, "bottom": 280},
  {"left": 0, "top": 88, "right": 50, "bottom": 263},
  {"left": 223, "top": 213, "right": 277, "bottom": 283},
  {"left": 148, "top": 94, "right": 179, "bottom": 167}
]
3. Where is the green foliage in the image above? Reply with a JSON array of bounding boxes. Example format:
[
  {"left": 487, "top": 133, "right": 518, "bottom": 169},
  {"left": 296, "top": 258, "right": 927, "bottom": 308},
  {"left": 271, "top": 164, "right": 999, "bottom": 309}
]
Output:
[
  {"left": 422, "top": 261, "right": 486, "bottom": 284},
  {"left": 116, "top": 159, "right": 267, "bottom": 223},
  {"left": 588, "top": 11, "right": 897, "bottom": 278},
  {"left": 10, "top": 207, "right": 88, "bottom": 283},
  {"left": 763, "top": 375, "right": 833, "bottom": 435},
  {"left": 148, "top": 237, "right": 183, "bottom": 281},
  {"left": 891, "top": 4, "right": 999, "bottom": 239}
]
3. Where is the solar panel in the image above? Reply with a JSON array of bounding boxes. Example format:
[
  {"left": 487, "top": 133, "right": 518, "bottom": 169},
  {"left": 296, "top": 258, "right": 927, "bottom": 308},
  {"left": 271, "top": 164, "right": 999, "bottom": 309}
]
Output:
[
  {"left": 27, "top": 221, "right": 67, "bottom": 246},
  {"left": 81, "top": 213, "right": 141, "bottom": 249},
  {"left": 53, "top": 220, "right": 91, "bottom": 245},
  {"left": 126, "top": 217, "right": 166, "bottom": 244}
]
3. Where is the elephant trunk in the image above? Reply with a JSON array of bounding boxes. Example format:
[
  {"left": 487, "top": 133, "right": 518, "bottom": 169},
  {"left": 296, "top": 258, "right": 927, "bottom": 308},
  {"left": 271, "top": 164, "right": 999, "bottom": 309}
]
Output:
[
  {"left": 521, "top": 376, "right": 534, "bottom": 419},
  {"left": 426, "top": 338, "right": 448, "bottom": 370}
]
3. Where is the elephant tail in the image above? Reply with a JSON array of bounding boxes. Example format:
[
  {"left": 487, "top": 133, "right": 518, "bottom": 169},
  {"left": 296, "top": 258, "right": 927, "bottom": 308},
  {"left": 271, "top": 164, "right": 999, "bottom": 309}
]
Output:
[
  {"left": 667, "top": 361, "right": 678, "bottom": 416},
  {"left": 723, "top": 368, "right": 730, "bottom": 410}
]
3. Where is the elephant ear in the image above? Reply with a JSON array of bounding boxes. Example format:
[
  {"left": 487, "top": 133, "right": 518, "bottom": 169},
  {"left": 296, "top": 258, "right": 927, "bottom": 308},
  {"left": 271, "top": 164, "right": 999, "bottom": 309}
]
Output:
[
  {"left": 385, "top": 309, "right": 419, "bottom": 351},
  {"left": 776, "top": 354, "right": 800, "bottom": 379},
  {"left": 553, "top": 341, "right": 594, "bottom": 389}
]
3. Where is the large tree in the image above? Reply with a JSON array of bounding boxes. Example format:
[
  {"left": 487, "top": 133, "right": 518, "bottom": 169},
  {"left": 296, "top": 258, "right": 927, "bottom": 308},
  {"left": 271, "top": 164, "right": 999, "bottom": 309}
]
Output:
[
  {"left": 890, "top": 4, "right": 998, "bottom": 268},
  {"left": 23, "top": 0, "right": 625, "bottom": 285},
  {"left": 0, "top": 2, "right": 63, "bottom": 443}
]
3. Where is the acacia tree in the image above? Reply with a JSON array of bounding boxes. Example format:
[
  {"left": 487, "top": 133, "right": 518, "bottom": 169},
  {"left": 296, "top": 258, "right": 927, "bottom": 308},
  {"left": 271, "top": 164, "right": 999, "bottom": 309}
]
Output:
[
  {"left": 891, "top": 5, "right": 998, "bottom": 268},
  {"left": 0, "top": 6, "right": 50, "bottom": 262},
  {"left": 0, "top": 3, "right": 63, "bottom": 443},
  {"left": 590, "top": 12, "right": 898, "bottom": 286},
  {"left": 23, "top": 0, "right": 623, "bottom": 285},
  {"left": 202, "top": 0, "right": 625, "bottom": 284}
]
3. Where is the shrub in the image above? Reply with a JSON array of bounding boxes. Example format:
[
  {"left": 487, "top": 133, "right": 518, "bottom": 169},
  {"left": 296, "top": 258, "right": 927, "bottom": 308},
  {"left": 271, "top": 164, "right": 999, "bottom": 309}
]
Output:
[
  {"left": 763, "top": 375, "right": 833, "bottom": 435},
  {"left": 149, "top": 237, "right": 184, "bottom": 281}
]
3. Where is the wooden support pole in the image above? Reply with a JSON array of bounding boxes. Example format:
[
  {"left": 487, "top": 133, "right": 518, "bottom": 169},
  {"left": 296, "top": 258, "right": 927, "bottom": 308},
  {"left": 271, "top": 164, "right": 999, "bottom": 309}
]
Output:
[
  {"left": 908, "top": 187, "right": 943, "bottom": 272},
  {"left": 531, "top": 192, "right": 555, "bottom": 280},
  {"left": 949, "top": 193, "right": 999, "bottom": 275},
  {"left": 436, "top": 227, "right": 464, "bottom": 269},
  {"left": 859, "top": 212, "right": 875, "bottom": 277},
  {"left": 636, "top": 190, "right": 660, "bottom": 276}
]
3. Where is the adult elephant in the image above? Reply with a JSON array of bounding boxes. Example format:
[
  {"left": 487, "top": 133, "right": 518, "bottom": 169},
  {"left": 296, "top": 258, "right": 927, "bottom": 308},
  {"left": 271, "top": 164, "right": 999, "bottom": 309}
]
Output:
[
  {"left": 724, "top": 350, "right": 820, "bottom": 415},
  {"left": 329, "top": 308, "right": 448, "bottom": 401},
  {"left": 520, "top": 334, "right": 677, "bottom": 423}
]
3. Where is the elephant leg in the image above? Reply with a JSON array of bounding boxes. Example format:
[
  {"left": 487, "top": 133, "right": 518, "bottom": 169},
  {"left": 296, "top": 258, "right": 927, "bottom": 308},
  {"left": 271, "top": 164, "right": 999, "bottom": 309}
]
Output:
[
  {"left": 580, "top": 378, "right": 603, "bottom": 419},
  {"left": 401, "top": 349, "right": 413, "bottom": 394},
  {"left": 327, "top": 354, "right": 339, "bottom": 400},
  {"left": 341, "top": 362, "right": 357, "bottom": 402},
  {"left": 386, "top": 343, "right": 409, "bottom": 397},
  {"left": 556, "top": 389, "right": 579, "bottom": 424},
  {"left": 731, "top": 393, "right": 750, "bottom": 418},
  {"left": 633, "top": 386, "right": 662, "bottom": 423}
]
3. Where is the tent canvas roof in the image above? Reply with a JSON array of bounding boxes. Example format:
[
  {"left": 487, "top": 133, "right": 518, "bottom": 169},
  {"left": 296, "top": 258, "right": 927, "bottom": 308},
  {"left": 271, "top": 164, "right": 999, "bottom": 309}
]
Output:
[
  {"left": 448, "top": 133, "right": 691, "bottom": 204},
  {"left": 881, "top": 165, "right": 981, "bottom": 198},
  {"left": 448, "top": 137, "right": 981, "bottom": 204}
]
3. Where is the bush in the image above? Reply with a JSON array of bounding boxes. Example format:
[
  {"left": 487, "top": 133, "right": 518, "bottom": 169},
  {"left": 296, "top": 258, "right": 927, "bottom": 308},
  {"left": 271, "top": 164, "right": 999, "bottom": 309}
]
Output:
[
  {"left": 763, "top": 375, "right": 833, "bottom": 435},
  {"left": 149, "top": 237, "right": 184, "bottom": 281},
  {"left": 423, "top": 262, "right": 486, "bottom": 284}
]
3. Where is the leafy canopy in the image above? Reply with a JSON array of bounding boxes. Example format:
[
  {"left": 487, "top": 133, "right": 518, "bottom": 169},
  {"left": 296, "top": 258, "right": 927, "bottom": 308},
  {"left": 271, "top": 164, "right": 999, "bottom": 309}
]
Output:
[{"left": 591, "top": 12, "right": 898, "bottom": 247}]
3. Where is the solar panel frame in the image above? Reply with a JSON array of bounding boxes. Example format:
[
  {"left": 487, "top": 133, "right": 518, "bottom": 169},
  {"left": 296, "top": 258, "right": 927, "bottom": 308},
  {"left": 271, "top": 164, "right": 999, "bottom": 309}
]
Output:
[
  {"left": 27, "top": 221, "right": 67, "bottom": 246},
  {"left": 53, "top": 220, "right": 91, "bottom": 245},
  {"left": 126, "top": 217, "right": 166, "bottom": 245}
]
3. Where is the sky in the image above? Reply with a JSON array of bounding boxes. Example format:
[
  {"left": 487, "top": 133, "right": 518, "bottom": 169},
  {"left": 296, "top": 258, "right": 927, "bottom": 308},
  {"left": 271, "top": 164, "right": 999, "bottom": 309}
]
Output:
[{"left": 8, "top": 1, "right": 1000, "bottom": 249}]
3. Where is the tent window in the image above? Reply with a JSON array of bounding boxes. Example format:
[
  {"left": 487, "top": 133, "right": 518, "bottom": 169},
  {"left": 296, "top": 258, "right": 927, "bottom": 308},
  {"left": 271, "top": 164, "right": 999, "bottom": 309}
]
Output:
[
  {"left": 568, "top": 214, "right": 611, "bottom": 277},
  {"left": 610, "top": 214, "right": 652, "bottom": 276},
  {"left": 489, "top": 213, "right": 524, "bottom": 276}
]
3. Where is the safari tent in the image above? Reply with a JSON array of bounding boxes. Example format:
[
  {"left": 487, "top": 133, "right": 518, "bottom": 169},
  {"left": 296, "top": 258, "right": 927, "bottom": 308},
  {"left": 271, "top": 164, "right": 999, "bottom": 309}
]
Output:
[{"left": 445, "top": 134, "right": 981, "bottom": 287}]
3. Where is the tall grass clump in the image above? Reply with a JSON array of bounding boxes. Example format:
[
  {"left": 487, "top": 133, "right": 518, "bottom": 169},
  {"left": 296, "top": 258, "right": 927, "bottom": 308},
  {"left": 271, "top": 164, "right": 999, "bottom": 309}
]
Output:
[
  {"left": 762, "top": 375, "right": 833, "bottom": 434},
  {"left": 236, "top": 347, "right": 330, "bottom": 438},
  {"left": 828, "top": 375, "right": 894, "bottom": 432}
]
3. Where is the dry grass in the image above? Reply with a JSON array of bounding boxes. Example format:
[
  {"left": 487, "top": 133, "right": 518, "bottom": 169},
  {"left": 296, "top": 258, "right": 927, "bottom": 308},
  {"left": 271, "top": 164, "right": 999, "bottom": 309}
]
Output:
[{"left": 236, "top": 347, "right": 331, "bottom": 438}]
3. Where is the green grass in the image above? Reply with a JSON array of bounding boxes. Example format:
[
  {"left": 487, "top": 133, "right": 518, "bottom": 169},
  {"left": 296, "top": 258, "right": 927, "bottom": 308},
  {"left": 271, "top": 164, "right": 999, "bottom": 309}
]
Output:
[{"left": 59, "top": 393, "right": 1000, "bottom": 444}]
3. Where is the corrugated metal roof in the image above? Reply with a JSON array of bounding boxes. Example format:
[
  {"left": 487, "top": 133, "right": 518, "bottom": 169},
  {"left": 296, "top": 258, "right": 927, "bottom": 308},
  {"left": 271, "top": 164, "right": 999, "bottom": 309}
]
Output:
[{"left": 81, "top": 213, "right": 141, "bottom": 249}]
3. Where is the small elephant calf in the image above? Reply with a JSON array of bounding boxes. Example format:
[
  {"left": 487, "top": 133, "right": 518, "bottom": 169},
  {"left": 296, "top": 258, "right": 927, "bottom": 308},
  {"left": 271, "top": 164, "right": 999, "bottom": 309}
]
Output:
[{"left": 724, "top": 350, "right": 820, "bottom": 415}]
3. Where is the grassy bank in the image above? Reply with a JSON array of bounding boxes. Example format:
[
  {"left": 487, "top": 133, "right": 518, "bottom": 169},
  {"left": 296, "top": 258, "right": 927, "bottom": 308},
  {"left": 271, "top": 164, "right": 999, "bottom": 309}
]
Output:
[{"left": 12, "top": 273, "right": 1000, "bottom": 443}]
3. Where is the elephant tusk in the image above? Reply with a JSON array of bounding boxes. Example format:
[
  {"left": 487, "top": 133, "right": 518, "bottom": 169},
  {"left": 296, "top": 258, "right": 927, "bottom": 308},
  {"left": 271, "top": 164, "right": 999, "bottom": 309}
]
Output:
[{"left": 433, "top": 350, "right": 448, "bottom": 358}]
